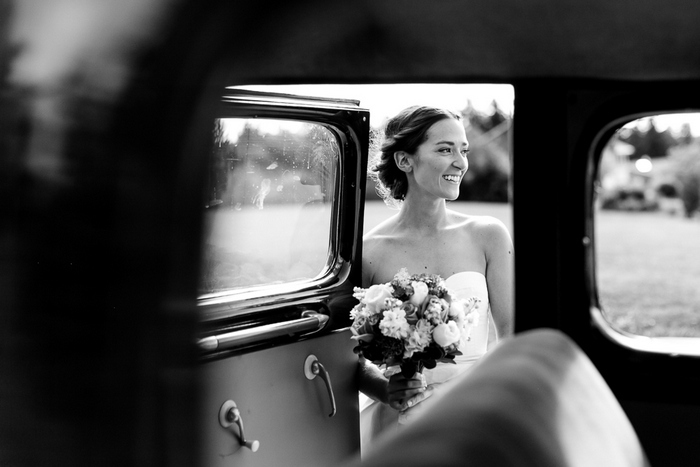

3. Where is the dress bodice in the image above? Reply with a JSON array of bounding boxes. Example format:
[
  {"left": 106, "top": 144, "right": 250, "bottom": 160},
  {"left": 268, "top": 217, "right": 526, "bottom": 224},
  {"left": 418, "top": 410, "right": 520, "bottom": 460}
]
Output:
[{"left": 422, "top": 271, "right": 490, "bottom": 385}]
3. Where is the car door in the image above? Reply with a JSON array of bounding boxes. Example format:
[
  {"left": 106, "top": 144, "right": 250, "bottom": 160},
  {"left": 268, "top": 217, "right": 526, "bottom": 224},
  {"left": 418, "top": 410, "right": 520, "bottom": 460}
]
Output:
[{"left": 195, "top": 89, "right": 369, "bottom": 467}]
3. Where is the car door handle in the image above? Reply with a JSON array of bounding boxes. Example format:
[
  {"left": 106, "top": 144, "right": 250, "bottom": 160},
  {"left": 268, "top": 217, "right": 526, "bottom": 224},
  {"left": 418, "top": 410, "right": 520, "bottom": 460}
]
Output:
[
  {"left": 219, "top": 400, "right": 260, "bottom": 452},
  {"left": 198, "top": 311, "right": 329, "bottom": 352},
  {"left": 304, "top": 354, "right": 337, "bottom": 417}
]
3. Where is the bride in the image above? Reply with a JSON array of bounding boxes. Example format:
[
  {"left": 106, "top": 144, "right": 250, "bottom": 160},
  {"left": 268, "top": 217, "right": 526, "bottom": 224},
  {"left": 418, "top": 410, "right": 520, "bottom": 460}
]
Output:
[{"left": 358, "top": 105, "right": 514, "bottom": 450}]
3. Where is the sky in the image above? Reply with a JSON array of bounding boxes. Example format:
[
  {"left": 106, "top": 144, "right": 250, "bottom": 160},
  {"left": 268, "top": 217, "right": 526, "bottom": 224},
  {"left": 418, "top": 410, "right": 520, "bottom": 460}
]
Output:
[
  {"left": 237, "top": 83, "right": 700, "bottom": 135},
  {"left": 237, "top": 84, "right": 514, "bottom": 128}
]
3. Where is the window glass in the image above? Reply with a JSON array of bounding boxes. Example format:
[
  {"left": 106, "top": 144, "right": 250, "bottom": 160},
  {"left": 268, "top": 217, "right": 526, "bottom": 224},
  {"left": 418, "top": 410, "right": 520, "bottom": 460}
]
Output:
[
  {"left": 198, "top": 118, "right": 339, "bottom": 294},
  {"left": 595, "top": 113, "right": 700, "bottom": 337}
]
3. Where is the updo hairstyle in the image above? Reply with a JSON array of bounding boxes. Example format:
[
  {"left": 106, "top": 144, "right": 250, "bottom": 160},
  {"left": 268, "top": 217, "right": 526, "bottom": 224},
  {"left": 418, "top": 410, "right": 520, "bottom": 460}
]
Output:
[{"left": 370, "top": 105, "right": 462, "bottom": 206}]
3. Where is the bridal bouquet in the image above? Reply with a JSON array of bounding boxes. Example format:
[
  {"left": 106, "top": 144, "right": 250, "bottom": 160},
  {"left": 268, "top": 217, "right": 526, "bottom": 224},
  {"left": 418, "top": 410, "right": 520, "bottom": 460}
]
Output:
[{"left": 350, "top": 268, "right": 480, "bottom": 378}]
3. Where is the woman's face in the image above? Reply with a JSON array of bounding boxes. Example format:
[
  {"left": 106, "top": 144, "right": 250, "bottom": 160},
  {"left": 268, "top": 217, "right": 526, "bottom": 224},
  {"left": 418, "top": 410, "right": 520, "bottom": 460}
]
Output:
[{"left": 407, "top": 118, "right": 469, "bottom": 201}]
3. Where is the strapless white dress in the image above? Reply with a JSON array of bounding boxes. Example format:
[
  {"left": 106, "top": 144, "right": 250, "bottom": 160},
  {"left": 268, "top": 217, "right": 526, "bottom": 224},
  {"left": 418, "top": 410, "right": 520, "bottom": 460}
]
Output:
[{"left": 360, "top": 271, "right": 491, "bottom": 452}]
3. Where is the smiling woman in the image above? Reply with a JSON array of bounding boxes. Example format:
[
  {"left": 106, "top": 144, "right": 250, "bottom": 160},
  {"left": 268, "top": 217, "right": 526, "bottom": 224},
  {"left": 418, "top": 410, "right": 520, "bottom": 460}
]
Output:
[{"left": 357, "top": 104, "right": 514, "bottom": 450}]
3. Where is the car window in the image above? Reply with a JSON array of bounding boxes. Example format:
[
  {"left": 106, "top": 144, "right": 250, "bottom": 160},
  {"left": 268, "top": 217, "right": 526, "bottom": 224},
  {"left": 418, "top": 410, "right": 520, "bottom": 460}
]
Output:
[
  {"left": 198, "top": 117, "right": 339, "bottom": 294},
  {"left": 595, "top": 113, "right": 700, "bottom": 339}
]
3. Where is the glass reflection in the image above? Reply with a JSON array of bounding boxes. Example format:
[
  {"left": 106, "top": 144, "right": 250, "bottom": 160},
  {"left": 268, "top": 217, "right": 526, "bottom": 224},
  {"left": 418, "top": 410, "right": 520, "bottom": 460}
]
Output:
[{"left": 199, "top": 118, "right": 339, "bottom": 294}]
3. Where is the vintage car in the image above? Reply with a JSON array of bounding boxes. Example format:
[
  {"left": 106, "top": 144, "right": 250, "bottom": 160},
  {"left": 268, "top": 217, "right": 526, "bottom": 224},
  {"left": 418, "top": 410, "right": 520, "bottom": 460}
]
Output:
[{"left": 2, "top": 1, "right": 699, "bottom": 466}]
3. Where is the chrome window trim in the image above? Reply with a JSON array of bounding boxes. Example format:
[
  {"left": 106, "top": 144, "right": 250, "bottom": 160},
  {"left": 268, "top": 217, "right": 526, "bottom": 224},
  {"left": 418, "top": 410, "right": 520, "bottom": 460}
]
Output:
[
  {"left": 588, "top": 112, "right": 700, "bottom": 359},
  {"left": 197, "top": 90, "right": 368, "bottom": 324},
  {"left": 591, "top": 306, "right": 700, "bottom": 357}
]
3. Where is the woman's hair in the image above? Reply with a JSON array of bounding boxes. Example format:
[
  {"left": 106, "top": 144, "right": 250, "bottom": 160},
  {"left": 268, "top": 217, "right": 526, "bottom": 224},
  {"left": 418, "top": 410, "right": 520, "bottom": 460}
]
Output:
[{"left": 369, "top": 105, "right": 462, "bottom": 207}]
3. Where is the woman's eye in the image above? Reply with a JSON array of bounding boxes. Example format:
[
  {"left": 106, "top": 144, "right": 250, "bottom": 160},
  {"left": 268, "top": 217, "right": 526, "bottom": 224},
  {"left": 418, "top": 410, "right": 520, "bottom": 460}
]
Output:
[{"left": 461, "top": 150, "right": 470, "bottom": 157}]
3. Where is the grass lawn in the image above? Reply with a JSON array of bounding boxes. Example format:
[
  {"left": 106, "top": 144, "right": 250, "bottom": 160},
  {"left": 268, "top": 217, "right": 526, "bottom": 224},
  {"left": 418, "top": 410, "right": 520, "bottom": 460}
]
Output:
[
  {"left": 363, "top": 200, "right": 700, "bottom": 338},
  {"left": 595, "top": 209, "right": 700, "bottom": 337}
]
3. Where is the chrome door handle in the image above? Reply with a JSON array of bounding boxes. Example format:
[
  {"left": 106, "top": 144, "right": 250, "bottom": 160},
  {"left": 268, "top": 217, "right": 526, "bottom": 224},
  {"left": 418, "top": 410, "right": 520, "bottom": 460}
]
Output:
[
  {"left": 219, "top": 400, "right": 260, "bottom": 452},
  {"left": 304, "top": 355, "right": 337, "bottom": 417},
  {"left": 198, "top": 311, "right": 328, "bottom": 352}
]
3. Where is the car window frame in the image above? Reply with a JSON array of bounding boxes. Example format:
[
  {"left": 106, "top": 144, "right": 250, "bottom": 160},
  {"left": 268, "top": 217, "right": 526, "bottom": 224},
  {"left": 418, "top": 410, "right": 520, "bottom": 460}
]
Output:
[
  {"left": 588, "top": 111, "right": 700, "bottom": 358},
  {"left": 197, "top": 89, "right": 369, "bottom": 324}
]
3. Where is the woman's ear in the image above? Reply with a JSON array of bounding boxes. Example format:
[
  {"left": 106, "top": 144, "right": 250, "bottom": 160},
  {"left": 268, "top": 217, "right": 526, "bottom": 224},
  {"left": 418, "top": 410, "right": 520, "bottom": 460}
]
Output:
[{"left": 394, "top": 151, "right": 413, "bottom": 173}]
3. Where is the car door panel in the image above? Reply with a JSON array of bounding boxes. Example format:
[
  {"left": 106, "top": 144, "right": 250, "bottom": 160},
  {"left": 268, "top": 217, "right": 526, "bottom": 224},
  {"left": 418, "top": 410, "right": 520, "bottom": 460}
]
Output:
[
  {"left": 198, "top": 329, "right": 359, "bottom": 467},
  {"left": 196, "top": 89, "right": 368, "bottom": 467}
]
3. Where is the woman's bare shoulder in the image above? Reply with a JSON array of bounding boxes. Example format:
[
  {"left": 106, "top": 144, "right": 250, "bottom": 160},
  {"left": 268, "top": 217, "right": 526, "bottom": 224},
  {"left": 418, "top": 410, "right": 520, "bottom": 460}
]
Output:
[
  {"left": 448, "top": 211, "right": 512, "bottom": 245},
  {"left": 471, "top": 214, "right": 509, "bottom": 232},
  {"left": 470, "top": 215, "right": 513, "bottom": 251},
  {"left": 362, "top": 214, "right": 400, "bottom": 247}
]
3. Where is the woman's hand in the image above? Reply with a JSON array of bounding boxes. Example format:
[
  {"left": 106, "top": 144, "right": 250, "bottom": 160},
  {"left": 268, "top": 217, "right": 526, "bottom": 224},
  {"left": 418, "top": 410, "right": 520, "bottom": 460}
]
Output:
[{"left": 386, "top": 372, "right": 433, "bottom": 411}]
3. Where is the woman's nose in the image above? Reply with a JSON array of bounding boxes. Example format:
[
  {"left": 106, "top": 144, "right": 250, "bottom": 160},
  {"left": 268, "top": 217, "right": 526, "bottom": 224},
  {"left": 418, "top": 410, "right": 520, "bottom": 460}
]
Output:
[{"left": 453, "top": 153, "right": 468, "bottom": 171}]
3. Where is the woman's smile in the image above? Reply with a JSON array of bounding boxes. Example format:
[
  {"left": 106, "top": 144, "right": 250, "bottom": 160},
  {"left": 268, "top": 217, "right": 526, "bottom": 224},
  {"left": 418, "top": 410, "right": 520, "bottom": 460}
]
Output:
[{"left": 442, "top": 173, "right": 462, "bottom": 183}]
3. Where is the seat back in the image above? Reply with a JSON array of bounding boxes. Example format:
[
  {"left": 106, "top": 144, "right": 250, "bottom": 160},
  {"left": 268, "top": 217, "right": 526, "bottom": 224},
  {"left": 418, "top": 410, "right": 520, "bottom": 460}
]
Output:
[{"left": 345, "top": 329, "right": 650, "bottom": 467}]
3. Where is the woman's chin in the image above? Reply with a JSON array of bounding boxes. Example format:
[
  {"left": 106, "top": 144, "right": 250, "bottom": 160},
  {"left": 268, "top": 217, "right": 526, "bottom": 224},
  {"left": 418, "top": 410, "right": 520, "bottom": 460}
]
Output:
[{"left": 444, "top": 190, "right": 460, "bottom": 201}]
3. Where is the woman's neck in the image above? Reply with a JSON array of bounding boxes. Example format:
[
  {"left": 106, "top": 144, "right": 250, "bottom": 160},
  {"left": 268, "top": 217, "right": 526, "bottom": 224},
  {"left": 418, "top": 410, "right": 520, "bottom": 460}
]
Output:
[{"left": 395, "top": 195, "right": 449, "bottom": 232}]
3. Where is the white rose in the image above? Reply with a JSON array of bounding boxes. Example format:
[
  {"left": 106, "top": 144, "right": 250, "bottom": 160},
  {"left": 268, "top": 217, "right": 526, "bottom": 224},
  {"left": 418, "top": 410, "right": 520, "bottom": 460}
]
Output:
[
  {"left": 448, "top": 299, "right": 462, "bottom": 317},
  {"left": 433, "top": 321, "right": 462, "bottom": 347},
  {"left": 363, "top": 284, "right": 394, "bottom": 313},
  {"left": 409, "top": 281, "right": 429, "bottom": 306},
  {"left": 448, "top": 300, "right": 466, "bottom": 327}
]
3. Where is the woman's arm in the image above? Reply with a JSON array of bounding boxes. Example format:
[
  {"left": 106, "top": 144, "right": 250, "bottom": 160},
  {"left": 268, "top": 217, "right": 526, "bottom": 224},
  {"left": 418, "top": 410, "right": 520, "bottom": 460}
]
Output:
[
  {"left": 361, "top": 249, "right": 374, "bottom": 288},
  {"left": 481, "top": 218, "right": 514, "bottom": 340},
  {"left": 358, "top": 357, "right": 431, "bottom": 410},
  {"left": 357, "top": 237, "right": 430, "bottom": 409},
  {"left": 357, "top": 357, "right": 389, "bottom": 403}
]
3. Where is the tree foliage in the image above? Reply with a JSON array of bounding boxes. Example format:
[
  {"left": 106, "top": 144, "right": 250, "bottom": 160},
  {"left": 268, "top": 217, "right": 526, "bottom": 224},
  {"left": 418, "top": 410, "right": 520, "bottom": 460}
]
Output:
[
  {"left": 668, "top": 142, "right": 700, "bottom": 217},
  {"left": 458, "top": 101, "right": 511, "bottom": 202},
  {"left": 617, "top": 119, "right": 681, "bottom": 159}
]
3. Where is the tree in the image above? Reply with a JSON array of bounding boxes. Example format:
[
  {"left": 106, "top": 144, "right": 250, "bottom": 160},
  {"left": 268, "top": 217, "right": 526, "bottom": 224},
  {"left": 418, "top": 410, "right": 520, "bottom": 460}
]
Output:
[
  {"left": 678, "top": 123, "right": 694, "bottom": 145},
  {"left": 618, "top": 118, "right": 678, "bottom": 159},
  {"left": 458, "top": 103, "right": 511, "bottom": 202},
  {"left": 668, "top": 143, "right": 700, "bottom": 217}
]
